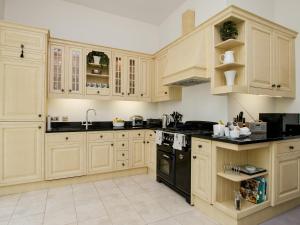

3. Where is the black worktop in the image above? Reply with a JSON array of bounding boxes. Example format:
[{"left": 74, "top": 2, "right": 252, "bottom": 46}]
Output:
[
  {"left": 192, "top": 133, "right": 300, "bottom": 145},
  {"left": 46, "top": 121, "right": 159, "bottom": 133}
]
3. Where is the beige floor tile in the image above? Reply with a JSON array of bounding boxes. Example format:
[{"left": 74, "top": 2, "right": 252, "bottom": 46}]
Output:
[
  {"left": 130, "top": 175, "right": 154, "bottom": 184},
  {"left": 173, "top": 210, "right": 218, "bottom": 225},
  {"left": 126, "top": 192, "right": 155, "bottom": 205},
  {"left": 94, "top": 180, "right": 117, "bottom": 190},
  {"left": 0, "top": 195, "right": 20, "bottom": 208},
  {"left": 77, "top": 217, "right": 112, "bottom": 225},
  {"left": 75, "top": 201, "right": 108, "bottom": 222},
  {"left": 113, "top": 177, "right": 136, "bottom": 187},
  {"left": 119, "top": 184, "right": 146, "bottom": 197},
  {"left": 156, "top": 195, "right": 193, "bottom": 216},
  {"left": 8, "top": 213, "right": 44, "bottom": 225},
  {"left": 148, "top": 217, "right": 181, "bottom": 225},
  {"left": 0, "top": 220, "right": 8, "bottom": 225},
  {"left": 44, "top": 207, "right": 77, "bottom": 225},
  {"left": 96, "top": 187, "right": 122, "bottom": 198},
  {"left": 110, "top": 211, "right": 145, "bottom": 225},
  {"left": 0, "top": 205, "right": 16, "bottom": 221},
  {"left": 12, "top": 201, "right": 46, "bottom": 219}
]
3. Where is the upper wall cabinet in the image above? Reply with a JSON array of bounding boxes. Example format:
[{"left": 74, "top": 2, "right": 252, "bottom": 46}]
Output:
[
  {"left": 49, "top": 41, "right": 85, "bottom": 98},
  {"left": 0, "top": 22, "right": 48, "bottom": 121},
  {"left": 211, "top": 6, "right": 297, "bottom": 98},
  {"left": 163, "top": 26, "right": 211, "bottom": 86}
]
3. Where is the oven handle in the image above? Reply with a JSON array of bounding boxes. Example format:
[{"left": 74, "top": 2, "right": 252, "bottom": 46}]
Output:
[{"left": 163, "top": 154, "right": 170, "bottom": 159}]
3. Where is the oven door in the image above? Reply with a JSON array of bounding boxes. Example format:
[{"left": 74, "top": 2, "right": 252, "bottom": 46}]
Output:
[{"left": 157, "top": 148, "right": 175, "bottom": 184}]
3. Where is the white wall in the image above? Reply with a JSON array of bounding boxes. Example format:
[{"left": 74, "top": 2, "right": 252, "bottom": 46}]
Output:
[
  {"left": 0, "top": 0, "right": 4, "bottom": 19},
  {"left": 274, "top": 0, "right": 300, "bottom": 113},
  {"left": 48, "top": 99, "right": 158, "bottom": 122},
  {"left": 4, "top": 0, "right": 159, "bottom": 54}
]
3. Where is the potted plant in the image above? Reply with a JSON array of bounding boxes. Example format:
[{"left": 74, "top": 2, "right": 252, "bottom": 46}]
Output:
[
  {"left": 100, "top": 54, "right": 109, "bottom": 67},
  {"left": 220, "top": 21, "right": 239, "bottom": 41}
]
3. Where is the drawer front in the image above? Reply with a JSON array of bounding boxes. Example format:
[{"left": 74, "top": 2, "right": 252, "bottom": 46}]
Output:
[
  {"left": 277, "top": 140, "right": 300, "bottom": 155},
  {"left": 116, "top": 160, "right": 129, "bottom": 169},
  {"left": 0, "top": 47, "right": 46, "bottom": 63},
  {"left": 145, "top": 130, "right": 155, "bottom": 139},
  {"left": 192, "top": 139, "right": 211, "bottom": 155},
  {"left": 115, "top": 141, "right": 129, "bottom": 149},
  {"left": 46, "top": 133, "right": 85, "bottom": 144},
  {"left": 0, "top": 28, "right": 46, "bottom": 52},
  {"left": 117, "top": 151, "right": 129, "bottom": 160},
  {"left": 87, "top": 132, "right": 114, "bottom": 142},
  {"left": 129, "top": 130, "right": 145, "bottom": 139},
  {"left": 115, "top": 131, "right": 129, "bottom": 139}
]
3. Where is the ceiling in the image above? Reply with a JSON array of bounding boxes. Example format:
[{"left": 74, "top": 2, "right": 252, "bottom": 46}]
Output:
[{"left": 63, "top": 0, "right": 186, "bottom": 25}]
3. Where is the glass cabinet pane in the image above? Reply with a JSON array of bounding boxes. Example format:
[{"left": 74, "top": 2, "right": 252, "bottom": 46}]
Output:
[
  {"left": 70, "top": 50, "right": 81, "bottom": 93},
  {"left": 51, "top": 47, "right": 64, "bottom": 92},
  {"left": 128, "top": 59, "right": 136, "bottom": 95},
  {"left": 115, "top": 57, "right": 122, "bottom": 94}
]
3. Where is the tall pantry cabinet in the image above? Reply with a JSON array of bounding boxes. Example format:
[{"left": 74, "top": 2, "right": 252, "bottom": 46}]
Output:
[{"left": 0, "top": 22, "right": 48, "bottom": 186}]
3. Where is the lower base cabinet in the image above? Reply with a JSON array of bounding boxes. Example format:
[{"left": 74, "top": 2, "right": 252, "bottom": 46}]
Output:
[
  {"left": 145, "top": 138, "right": 156, "bottom": 175},
  {"left": 45, "top": 133, "right": 86, "bottom": 180},
  {"left": 131, "top": 139, "right": 146, "bottom": 168},
  {"left": 87, "top": 141, "right": 114, "bottom": 174},
  {"left": 0, "top": 122, "right": 44, "bottom": 186}
]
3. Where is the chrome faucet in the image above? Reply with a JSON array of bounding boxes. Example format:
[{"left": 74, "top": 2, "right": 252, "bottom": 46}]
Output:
[{"left": 82, "top": 109, "right": 96, "bottom": 130}]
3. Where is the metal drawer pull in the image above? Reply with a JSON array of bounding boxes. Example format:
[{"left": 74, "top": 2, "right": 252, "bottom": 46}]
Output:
[
  {"left": 198, "top": 145, "right": 202, "bottom": 148},
  {"left": 289, "top": 146, "right": 294, "bottom": 150},
  {"left": 20, "top": 44, "right": 24, "bottom": 58},
  {"left": 163, "top": 154, "right": 170, "bottom": 159},
  {"left": 193, "top": 155, "right": 197, "bottom": 159}
]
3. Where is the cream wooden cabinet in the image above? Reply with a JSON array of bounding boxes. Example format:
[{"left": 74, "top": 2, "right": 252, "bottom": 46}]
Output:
[
  {"left": 139, "top": 58, "right": 153, "bottom": 101},
  {"left": 0, "top": 122, "right": 44, "bottom": 186},
  {"left": 127, "top": 56, "right": 139, "bottom": 98},
  {"left": 49, "top": 42, "right": 84, "bottom": 97},
  {"left": 145, "top": 130, "right": 156, "bottom": 176},
  {"left": 45, "top": 133, "right": 86, "bottom": 180},
  {"left": 191, "top": 138, "right": 212, "bottom": 204},
  {"left": 131, "top": 139, "right": 146, "bottom": 168},
  {"left": 112, "top": 52, "right": 127, "bottom": 97},
  {"left": 153, "top": 51, "right": 182, "bottom": 102},
  {"left": 273, "top": 140, "right": 300, "bottom": 206},
  {"left": 87, "top": 141, "right": 114, "bottom": 174},
  {"left": 0, "top": 58, "right": 45, "bottom": 121}
]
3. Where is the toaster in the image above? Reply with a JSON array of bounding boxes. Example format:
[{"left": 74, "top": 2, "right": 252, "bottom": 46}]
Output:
[{"left": 130, "top": 115, "right": 144, "bottom": 127}]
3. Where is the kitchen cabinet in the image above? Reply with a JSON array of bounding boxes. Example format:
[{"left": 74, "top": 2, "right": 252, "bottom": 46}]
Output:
[
  {"left": 130, "top": 139, "right": 146, "bottom": 168},
  {"left": 153, "top": 51, "right": 182, "bottom": 102},
  {"left": 139, "top": 58, "right": 153, "bottom": 101},
  {"left": 87, "top": 141, "right": 114, "bottom": 174},
  {"left": 191, "top": 139, "right": 212, "bottom": 204},
  {"left": 49, "top": 42, "right": 85, "bottom": 97},
  {"left": 145, "top": 130, "right": 156, "bottom": 177},
  {"left": 0, "top": 122, "right": 44, "bottom": 186},
  {"left": 45, "top": 133, "right": 86, "bottom": 180},
  {"left": 273, "top": 140, "right": 300, "bottom": 206}
]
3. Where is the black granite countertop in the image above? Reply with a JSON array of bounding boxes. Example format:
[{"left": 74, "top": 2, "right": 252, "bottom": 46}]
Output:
[
  {"left": 46, "top": 121, "right": 159, "bottom": 133},
  {"left": 192, "top": 133, "right": 300, "bottom": 145}
]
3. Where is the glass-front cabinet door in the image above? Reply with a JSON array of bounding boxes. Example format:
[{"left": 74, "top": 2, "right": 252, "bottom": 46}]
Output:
[
  {"left": 49, "top": 45, "right": 65, "bottom": 94},
  {"left": 112, "top": 53, "right": 126, "bottom": 96},
  {"left": 68, "top": 47, "right": 83, "bottom": 95},
  {"left": 86, "top": 49, "right": 111, "bottom": 96},
  {"left": 127, "top": 57, "right": 139, "bottom": 97}
]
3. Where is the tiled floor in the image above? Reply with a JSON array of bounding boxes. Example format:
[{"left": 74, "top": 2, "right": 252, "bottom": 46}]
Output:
[{"left": 0, "top": 175, "right": 299, "bottom": 225}]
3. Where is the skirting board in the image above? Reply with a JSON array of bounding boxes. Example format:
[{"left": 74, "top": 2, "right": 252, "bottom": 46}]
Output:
[
  {"left": 193, "top": 195, "right": 300, "bottom": 225},
  {"left": 0, "top": 167, "right": 148, "bottom": 197}
]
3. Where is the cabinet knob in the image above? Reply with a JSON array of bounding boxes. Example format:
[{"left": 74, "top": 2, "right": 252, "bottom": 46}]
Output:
[
  {"left": 143, "top": 141, "right": 146, "bottom": 144},
  {"left": 150, "top": 134, "right": 152, "bottom": 137},
  {"left": 122, "top": 92, "right": 124, "bottom": 95},
  {"left": 122, "top": 134, "right": 125, "bottom": 137},
  {"left": 100, "top": 135, "right": 103, "bottom": 138},
  {"left": 97, "top": 91, "right": 100, "bottom": 94},
  {"left": 20, "top": 44, "right": 24, "bottom": 58},
  {"left": 122, "top": 153, "right": 125, "bottom": 156},
  {"left": 138, "top": 133, "right": 141, "bottom": 136},
  {"left": 198, "top": 145, "right": 202, "bottom": 148},
  {"left": 193, "top": 155, "right": 197, "bottom": 159},
  {"left": 122, "top": 143, "right": 125, "bottom": 147},
  {"left": 65, "top": 137, "right": 69, "bottom": 140},
  {"left": 111, "top": 143, "right": 114, "bottom": 147},
  {"left": 61, "top": 89, "right": 65, "bottom": 93},
  {"left": 289, "top": 146, "right": 294, "bottom": 150},
  {"left": 141, "top": 94, "right": 144, "bottom": 97},
  {"left": 164, "top": 91, "right": 168, "bottom": 95},
  {"left": 277, "top": 84, "right": 281, "bottom": 88},
  {"left": 128, "top": 93, "right": 130, "bottom": 96},
  {"left": 69, "top": 89, "right": 72, "bottom": 93},
  {"left": 147, "top": 141, "right": 150, "bottom": 144},
  {"left": 38, "top": 114, "right": 42, "bottom": 118},
  {"left": 122, "top": 163, "right": 125, "bottom": 166},
  {"left": 38, "top": 126, "right": 42, "bottom": 129},
  {"left": 272, "top": 84, "right": 276, "bottom": 88}
]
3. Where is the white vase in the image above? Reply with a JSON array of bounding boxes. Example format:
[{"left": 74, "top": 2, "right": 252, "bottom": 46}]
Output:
[
  {"left": 93, "top": 56, "right": 101, "bottom": 64},
  {"left": 224, "top": 70, "right": 237, "bottom": 86}
]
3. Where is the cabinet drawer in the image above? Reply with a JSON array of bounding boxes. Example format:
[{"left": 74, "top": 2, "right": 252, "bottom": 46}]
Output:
[
  {"left": 115, "top": 131, "right": 129, "bottom": 139},
  {"left": 129, "top": 130, "right": 145, "bottom": 139},
  {"left": 87, "top": 132, "right": 114, "bottom": 142},
  {"left": 192, "top": 139, "right": 211, "bottom": 155},
  {"left": 277, "top": 141, "right": 300, "bottom": 155},
  {"left": 0, "top": 27, "right": 46, "bottom": 52},
  {"left": 115, "top": 141, "right": 129, "bottom": 149},
  {"left": 117, "top": 151, "right": 129, "bottom": 160},
  {"left": 46, "top": 133, "right": 85, "bottom": 144},
  {"left": 0, "top": 47, "right": 46, "bottom": 63},
  {"left": 116, "top": 160, "right": 129, "bottom": 169},
  {"left": 145, "top": 130, "right": 155, "bottom": 139}
]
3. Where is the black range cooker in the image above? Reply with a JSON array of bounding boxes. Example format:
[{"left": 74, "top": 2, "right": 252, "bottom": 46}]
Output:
[{"left": 156, "top": 121, "right": 216, "bottom": 203}]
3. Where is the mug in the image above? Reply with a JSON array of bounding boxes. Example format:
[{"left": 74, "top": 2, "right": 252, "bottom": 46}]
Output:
[
  {"left": 220, "top": 51, "right": 235, "bottom": 64},
  {"left": 224, "top": 70, "right": 237, "bottom": 86}
]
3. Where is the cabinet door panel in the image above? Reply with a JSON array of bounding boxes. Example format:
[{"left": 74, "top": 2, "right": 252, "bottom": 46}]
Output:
[
  {"left": 112, "top": 53, "right": 126, "bottom": 96},
  {"left": 0, "top": 123, "right": 44, "bottom": 186},
  {"left": 49, "top": 45, "right": 65, "bottom": 95},
  {"left": 0, "top": 59, "right": 44, "bottom": 121},
  {"left": 127, "top": 57, "right": 139, "bottom": 97},
  {"left": 130, "top": 139, "right": 145, "bottom": 168},
  {"left": 248, "top": 23, "right": 273, "bottom": 89},
  {"left": 192, "top": 153, "right": 211, "bottom": 203},
  {"left": 140, "top": 58, "right": 152, "bottom": 100},
  {"left": 88, "top": 142, "right": 114, "bottom": 174},
  {"left": 275, "top": 33, "right": 294, "bottom": 93},
  {"left": 68, "top": 47, "right": 84, "bottom": 95},
  {"left": 154, "top": 53, "right": 169, "bottom": 98}
]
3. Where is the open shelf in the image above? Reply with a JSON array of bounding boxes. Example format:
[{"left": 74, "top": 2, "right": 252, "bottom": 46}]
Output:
[
  {"left": 88, "top": 63, "right": 108, "bottom": 68},
  {"left": 212, "top": 85, "right": 248, "bottom": 94},
  {"left": 215, "top": 39, "right": 244, "bottom": 49},
  {"left": 86, "top": 73, "right": 109, "bottom": 78},
  {"left": 214, "top": 200, "right": 270, "bottom": 219},
  {"left": 217, "top": 171, "right": 268, "bottom": 182},
  {"left": 215, "top": 63, "right": 244, "bottom": 70}
]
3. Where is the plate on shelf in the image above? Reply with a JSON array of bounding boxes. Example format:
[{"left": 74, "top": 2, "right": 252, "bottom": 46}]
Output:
[{"left": 238, "top": 165, "right": 267, "bottom": 175}]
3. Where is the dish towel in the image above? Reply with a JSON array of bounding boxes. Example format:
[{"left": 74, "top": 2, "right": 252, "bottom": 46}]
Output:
[
  {"left": 155, "top": 130, "right": 163, "bottom": 145},
  {"left": 173, "top": 133, "right": 186, "bottom": 151}
]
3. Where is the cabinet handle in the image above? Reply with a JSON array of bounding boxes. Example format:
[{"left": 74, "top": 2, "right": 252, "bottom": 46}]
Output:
[
  {"left": 143, "top": 141, "right": 146, "bottom": 144},
  {"left": 147, "top": 141, "right": 150, "bottom": 144},
  {"left": 141, "top": 94, "right": 144, "bottom": 97},
  {"left": 277, "top": 85, "right": 281, "bottom": 88},
  {"left": 97, "top": 91, "right": 100, "bottom": 94},
  {"left": 289, "top": 146, "right": 294, "bottom": 150},
  {"left": 164, "top": 91, "right": 168, "bottom": 95},
  {"left": 38, "top": 114, "right": 42, "bottom": 118},
  {"left": 128, "top": 93, "right": 130, "bottom": 96},
  {"left": 69, "top": 89, "right": 72, "bottom": 93},
  {"left": 272, "top": 84, "right": 276, "bottom": 88},
  {"left": 138, "top": 133, "right": 141, "bottom": 136},
  {"left": 100, "top": 135, "right": 103, "bottom": 138},
  {"left": 198, "top": 145, "right": 202, "bottom": 148},
  {"left": 122, "top": 143, "right": 125, "bottom": 147},
  {"left": 193, "top": 155, "right": 197, "bottom": 159},
  {"left": 65, "top": 137, "right": 69, "bottom": 140},
  {"left": 38, "top": 126, "right": 42, "bottom": 129},
  {"left": 122, "top": 153, "right": 125, "bottom": 156},
  {"left": 20, "top": 44, "right": 24, "bottom": 58},
  {"left": 61, "top": 89, "right": 65, "bottom": 93},
  {"left": 122, "top": 92, "right": 124, "bottom": 95},
  {"left": 122, "top": 134, "right": 125, "bottom": 137},
  {"left": 111, "top": 143, "right": 114, "bottom": 147},
  {"left": 122, "top": 163, "right": 125, "bottom": 166},
  {"left": 150, "top": 134, "right": 152, "bottom": 137}
]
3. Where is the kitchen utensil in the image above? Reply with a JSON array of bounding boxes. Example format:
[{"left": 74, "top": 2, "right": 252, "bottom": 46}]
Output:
[
  {"left": 220, "top": 51, "right": 235, "bottom": 64},
  {"left": 162, "top": 114, "right": 171, "bottom": 129},
  {"left": 224, "top": 70, "right": 237, "bottom": 86},
  {"left": 130, "top": 115, "right": 144, "bottom": 127},
  {"left": 170, "top": 111, "right": 183, "bottom": 128}
]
